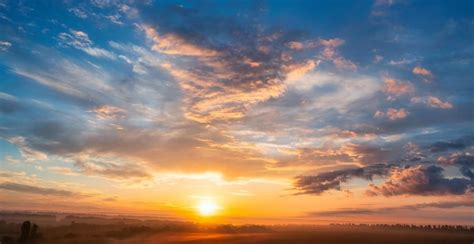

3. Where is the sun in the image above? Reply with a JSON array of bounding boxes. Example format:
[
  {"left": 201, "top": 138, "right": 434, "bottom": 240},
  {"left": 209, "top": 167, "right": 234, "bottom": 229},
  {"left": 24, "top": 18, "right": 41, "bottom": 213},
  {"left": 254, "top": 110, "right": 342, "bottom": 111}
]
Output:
[{"left": 196, "top": 199, "right": 219, "bottom": 217}]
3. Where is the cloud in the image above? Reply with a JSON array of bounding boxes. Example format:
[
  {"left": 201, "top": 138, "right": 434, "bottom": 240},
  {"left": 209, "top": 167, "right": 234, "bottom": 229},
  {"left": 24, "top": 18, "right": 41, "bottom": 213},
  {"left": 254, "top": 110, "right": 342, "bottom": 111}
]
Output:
[
  {"left": 388, "top": 58, "right": 417, "bottom": 66},
  {"left": 68, "top": 7, "right": 88, "bottom": 19},
  {"left": 280, "top": 143, "right": 396, "bottom": 168},
  {"left": 371, "top": 0, "right": 400, "bottom": 16},
  {"left": 277, "top": 147, "right": 354, "bottom": 167},
  {"left": 308, "top": 199, "right": 474, "bottom": 216},
  {"left": 285, "top": 71, "right": 380, "bottom": 112},
  {"left": 58, "top": 29, "right": 116, "bottom": 59},
  {"left": 138, "top": 11, "right": 356, "bottom": 123},
  {"left": 143, "top": 25, "right": 219, "bottom": 57},
  {"left": 0, "top": 91, "right": 22, "bottom": 113},
  {"left": 0, "top": 182, "right": 84, "bottom": 197},
  {"left": 293, "top": 137, "right": 474, "bottom": 197},
  {"left": 382, "top": 78, "right": 414, "bottom": 100},
  {"left": 0, "top": 170, "right": 26, "bottom": 179},
  {"left": 374, "top": 108, "right": 409, "bottom": 120},
  {"left": 412, "top": 66, "right": 433, "bottom": 77},
  {"left": 319, "top": 38, "right": 357, "bottom": 70},
  {"left": 89, "top": 105, "right": 125, "bottom": 120},
  {"left": 284, "top": 60, "right": 319, "bottom": 82},
  {"left": 3, "top": 0, "right": 472, "bottom": 191},
  {"left": 287, "top": 41, "right": 304, "bottom": 50},
  {"left": 10, "top": 47, "right": 122, "bottom": 100},
  {"left": 428, "top": 135, "right": 474, "bottom": 153},
  {"left": 411, "top": 65, "right": 434, "bottom": 84},
  {"left": 106, "top": 14, "right": 123, "bottom": 25},
  {"left": 293, "top": 164, "right": 392, "bottom": 195},
  {"left": 367, "top": 165, "right": 472, "bottom": 196},
  {"left": 373, "top": 55, "right": 384, "bottom": 63},
  {"left": 48, "top": 166, "right": 80, "bottom": 176},
  {"left": 374, "top": 0, "right": 398, "bottom": 6},
  {"left": 7, "top": 136, "right": 48, "bottom": 162},
  {"left": 411, "top": 96, "right": 453, "bottom": 109},
  {"left": 438, "top": 152, "right": 474, "bottom": 179},
  {"left": 143, "top": 32, "right": 326, "bottom": 123},
  {"left": 0, "top": 41, "right": 11, "bottom": 51},
  {"left": 438, "top": 152, "right": 474, "bottom": 168},
  {"left": 73, "top": 154, "right": 153, "bottom": 180},
  {"left": 2, "top": 42, "right": 274, "bottom": 179}
]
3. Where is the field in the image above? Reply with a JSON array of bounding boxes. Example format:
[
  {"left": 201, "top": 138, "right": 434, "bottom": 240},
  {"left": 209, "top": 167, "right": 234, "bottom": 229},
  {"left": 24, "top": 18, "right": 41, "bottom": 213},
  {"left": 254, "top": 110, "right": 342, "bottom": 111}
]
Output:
[{"left": 1, "top": 213, "right": 473, "bottom": 244}]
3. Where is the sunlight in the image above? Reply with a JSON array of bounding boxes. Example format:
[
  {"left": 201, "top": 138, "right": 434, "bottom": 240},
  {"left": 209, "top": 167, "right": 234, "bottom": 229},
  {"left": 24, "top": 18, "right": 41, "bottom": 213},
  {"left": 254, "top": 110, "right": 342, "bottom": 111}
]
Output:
[{"left": 197, "top": 199, "right": 219, "bottom": 217}]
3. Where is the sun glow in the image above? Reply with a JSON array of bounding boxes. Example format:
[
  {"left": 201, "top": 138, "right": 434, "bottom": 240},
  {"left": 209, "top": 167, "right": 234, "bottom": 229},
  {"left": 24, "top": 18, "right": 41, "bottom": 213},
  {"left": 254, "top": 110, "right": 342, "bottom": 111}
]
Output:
[{"left": 196, "top": 199, "right": 219, "bottom": 217}]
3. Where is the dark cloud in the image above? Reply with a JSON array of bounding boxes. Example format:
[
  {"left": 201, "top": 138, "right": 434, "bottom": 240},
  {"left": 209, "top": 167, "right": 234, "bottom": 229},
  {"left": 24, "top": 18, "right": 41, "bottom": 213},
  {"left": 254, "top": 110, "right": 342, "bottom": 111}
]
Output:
[
  {"left": 346, "top": 144, "right": 396, "bottom": 165},
  {"left": 0, "top": 182, "right": 84, "bottom": 197},
  {"left": 278, "top": 142, "right": 401, "bottom": 168},
  {"left": 350, "top": 103, "right": 474, "bottom": 136},
  {"left": 367, "top": 165, "right": 472, "bottom": 196},
  {"left": 74, "top": 157, "right": 152, "bottom": 180},
  {"left": 438, "top": 152, "right": 474, "bottom": 180},
  {"left": 0, "top": 93, "right": 22, "bottom": 114},
  {"left": 276, "top": 147, "right": 353, "bottom": 167},
  {"left": 428, "top": 135, "right": 474, "bottom": 153},
  {"left": 293, "top": 164, "right": 392, "bottom": 195},
  {"left": 308, "top": 199, "right": 474, "bottom": 217}
]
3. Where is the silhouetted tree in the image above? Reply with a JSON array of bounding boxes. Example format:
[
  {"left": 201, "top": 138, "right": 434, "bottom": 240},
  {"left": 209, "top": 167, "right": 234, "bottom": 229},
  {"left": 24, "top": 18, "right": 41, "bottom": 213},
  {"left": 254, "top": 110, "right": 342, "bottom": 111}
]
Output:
[
  {"left": 15, "top": 220, "right": 42, "bottom": 243},
  {"left": 19, "top": 221, "right": 31, "bottom": 243},
  {"left": 30, "top": 224, "right": 40, "bottom": 243}
]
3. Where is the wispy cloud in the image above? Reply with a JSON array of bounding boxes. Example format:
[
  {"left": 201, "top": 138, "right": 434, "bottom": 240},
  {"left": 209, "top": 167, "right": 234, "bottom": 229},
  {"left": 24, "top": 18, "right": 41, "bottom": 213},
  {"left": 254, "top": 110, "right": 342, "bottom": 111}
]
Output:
[
  {"left": 308, "top": 199, "right": 474, "bottom": 216},
  {"left": 411, "top": 96, "right": 453, "bottom": 109},
  {"left": 0, "top": 182, "right": 85, "bottom": 197},
  {"left": 58, "top": 29, "right": 116, "bottom": 59},
  {"left": 0, "top": 41, "right": 11, "bottom": 51}
]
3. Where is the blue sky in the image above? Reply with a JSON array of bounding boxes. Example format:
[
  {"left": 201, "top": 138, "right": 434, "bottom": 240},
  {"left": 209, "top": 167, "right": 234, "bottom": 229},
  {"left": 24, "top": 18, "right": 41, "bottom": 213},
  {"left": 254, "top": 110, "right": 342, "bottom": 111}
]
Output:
[{"left": 0, "top": 0, "right": 473, "bottom": 224}]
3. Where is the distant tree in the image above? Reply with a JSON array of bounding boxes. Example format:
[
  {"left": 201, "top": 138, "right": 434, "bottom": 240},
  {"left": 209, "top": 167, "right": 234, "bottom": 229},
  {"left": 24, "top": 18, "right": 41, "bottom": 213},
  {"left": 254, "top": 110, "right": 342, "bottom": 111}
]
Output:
[
  {"left": 16, "top": 220, "right": 42, "bottom": 244},
  {"left": 19, "top": 221, "right": 31, "bottom": 243}
]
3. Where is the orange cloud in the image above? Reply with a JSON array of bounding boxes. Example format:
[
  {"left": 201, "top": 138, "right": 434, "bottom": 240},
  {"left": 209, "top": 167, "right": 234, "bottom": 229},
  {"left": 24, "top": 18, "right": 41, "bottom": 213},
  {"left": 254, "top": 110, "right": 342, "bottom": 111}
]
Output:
[
  {"left": 412, "top": 66, "right": 434, "bottom": 82},
  {"left": 161, "top": 62, "right": 287, "bottom": 123},
  {"left": 143, "top": 25, "right": 219, "bottom": 57},
  {"left": 243, "top": 58, "right": 261, "bottom": 68},
  {"left": 319, "top": 38, "right": 356, "bottom": 70},
  {"left": 89, "top": 105, "right": 125, "bottom": 120},
  {"left": 374, "top": 108, "right": 409, "bottom": 120},
  {"left": 284, "top": 60, "right": 318, "bottom": 82},
  {"left": 319, "top": 38, "right": 345, "bottom": 48},
  {"left": 412, "top": 66, "right": 432, "bottom": 77},
  {"left": 332, "top": 57, "right": 357, "bottom": 70},
  {"left": 382, "top": 78, "right": 414, "bottom": 100},
  {"left": 411, "top": 96, "right": 453, "bottom": 109},
  {"left": 426, "top": 96, "right": 453, "bottom": 109},
  {"left": 287, "top": 41, "right": 305, "bottom": 50}
]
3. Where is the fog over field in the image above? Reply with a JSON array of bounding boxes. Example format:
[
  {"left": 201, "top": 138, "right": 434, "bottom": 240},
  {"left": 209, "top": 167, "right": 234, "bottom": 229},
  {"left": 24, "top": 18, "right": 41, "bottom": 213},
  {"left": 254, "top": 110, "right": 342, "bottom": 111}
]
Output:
[{"left": 1, "top": 212, "right": 473, "bottom": 243}]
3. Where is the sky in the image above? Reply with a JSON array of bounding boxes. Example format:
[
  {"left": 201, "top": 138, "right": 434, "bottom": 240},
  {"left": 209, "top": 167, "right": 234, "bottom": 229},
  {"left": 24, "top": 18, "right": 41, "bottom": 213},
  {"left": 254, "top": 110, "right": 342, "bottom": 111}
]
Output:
[{"left": 0, "top": 0, "right": 473, "bottom": 225}]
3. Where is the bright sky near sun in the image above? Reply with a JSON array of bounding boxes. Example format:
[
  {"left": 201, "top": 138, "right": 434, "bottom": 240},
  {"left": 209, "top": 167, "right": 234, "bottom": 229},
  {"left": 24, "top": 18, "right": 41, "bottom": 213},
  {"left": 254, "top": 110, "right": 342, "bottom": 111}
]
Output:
[{"left": 0, "top": 0, "right": 473, "bottom": 225}]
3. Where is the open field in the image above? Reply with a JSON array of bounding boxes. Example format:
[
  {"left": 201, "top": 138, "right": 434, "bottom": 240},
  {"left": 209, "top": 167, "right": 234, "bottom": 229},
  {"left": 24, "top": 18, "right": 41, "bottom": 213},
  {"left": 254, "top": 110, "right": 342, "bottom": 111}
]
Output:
[
  {"left": 119, "top": 228, "right": 474, "bottom": 244},
  {"left": 1, "top": 213, "right": 473, "bottom": 244}
]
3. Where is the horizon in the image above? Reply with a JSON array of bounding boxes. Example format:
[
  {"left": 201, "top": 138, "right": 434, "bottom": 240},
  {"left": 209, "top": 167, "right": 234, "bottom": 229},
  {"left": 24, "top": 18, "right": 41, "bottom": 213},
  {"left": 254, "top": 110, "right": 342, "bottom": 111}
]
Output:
[
  {"left": 0, "top": 0, "right": 473, "bottom": 229},
  {"left": 1, "top": 211, "right": 473, "bottom": 228}
]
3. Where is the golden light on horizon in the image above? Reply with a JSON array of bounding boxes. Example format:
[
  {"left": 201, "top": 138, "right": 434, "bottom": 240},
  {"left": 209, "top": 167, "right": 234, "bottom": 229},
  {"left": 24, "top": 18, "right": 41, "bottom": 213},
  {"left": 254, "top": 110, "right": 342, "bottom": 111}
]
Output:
[{"left": 196, "top": 198, "right": 219, "bottom": 217}]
